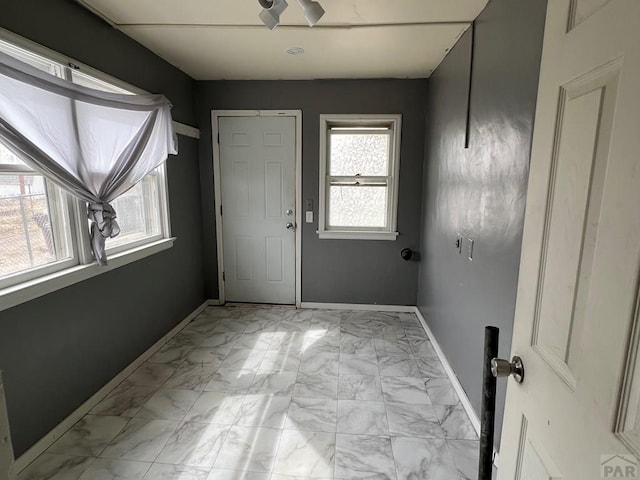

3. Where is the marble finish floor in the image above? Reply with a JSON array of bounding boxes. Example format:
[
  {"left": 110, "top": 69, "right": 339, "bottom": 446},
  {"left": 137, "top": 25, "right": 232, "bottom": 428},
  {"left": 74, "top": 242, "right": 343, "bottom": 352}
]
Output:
[{"left": 19, "top": 306, "right": 479, "bottom": 480}]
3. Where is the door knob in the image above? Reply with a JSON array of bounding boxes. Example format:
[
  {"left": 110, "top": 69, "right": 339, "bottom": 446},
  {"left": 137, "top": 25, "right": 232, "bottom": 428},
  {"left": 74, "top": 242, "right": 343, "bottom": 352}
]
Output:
[
  {"left": 286, "top": 222, "right": 295, "bottom": 230},
  {"left": 491, "top": 356, "right": 524, "bottom": 383},
  {"left": 286, "top": 209, "right": 294, "bottom": 216}
]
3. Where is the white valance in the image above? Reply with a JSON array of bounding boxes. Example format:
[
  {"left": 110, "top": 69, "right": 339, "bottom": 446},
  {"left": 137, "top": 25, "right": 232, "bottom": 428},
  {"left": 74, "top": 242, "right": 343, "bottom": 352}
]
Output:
[{"left": 0, "top": 51, "right": 177, "bottom": 265}]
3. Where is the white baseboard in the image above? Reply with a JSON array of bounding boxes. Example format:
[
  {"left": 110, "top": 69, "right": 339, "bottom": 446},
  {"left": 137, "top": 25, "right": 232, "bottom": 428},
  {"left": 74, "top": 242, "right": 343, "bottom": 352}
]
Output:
[
  {"left": 14, "top": 300, "right": 210, "bottom": 473},
  {"left": 300, "top": 302, "right": 416, "bottom": 313},
  {"left": 413, "top": 307, "right": 481, "bottom": 435}
]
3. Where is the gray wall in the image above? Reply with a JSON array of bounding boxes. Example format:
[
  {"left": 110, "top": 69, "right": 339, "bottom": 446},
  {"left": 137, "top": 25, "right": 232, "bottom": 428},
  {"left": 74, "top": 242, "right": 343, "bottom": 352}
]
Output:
[
  {"left": 417, "top": 0, "right": 547, "bottom": 446},
  {"left": 0, "top": 0, "right": 205, "bottom": 456},
  {"left": 196, "top": 80, "right": 427, "bottom": 305}
]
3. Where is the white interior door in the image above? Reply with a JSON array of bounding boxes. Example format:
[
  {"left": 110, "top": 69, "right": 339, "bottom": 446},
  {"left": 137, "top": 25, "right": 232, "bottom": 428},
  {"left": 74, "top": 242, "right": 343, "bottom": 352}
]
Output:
[
  {"left": 498, "top": 2, "right": 640, "bottom": 479},
  {"left": 217, "top": 115, "right": 296, "bottom": 305}
]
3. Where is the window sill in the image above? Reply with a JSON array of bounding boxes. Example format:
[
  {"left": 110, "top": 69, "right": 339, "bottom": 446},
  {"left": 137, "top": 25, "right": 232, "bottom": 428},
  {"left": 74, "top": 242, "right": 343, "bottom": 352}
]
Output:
[
  {"left": 318, "top": 230, "right": 399, "bottom": 241},
  {"left": 0, "top": 237, "right": 175, "bottom": 312}
]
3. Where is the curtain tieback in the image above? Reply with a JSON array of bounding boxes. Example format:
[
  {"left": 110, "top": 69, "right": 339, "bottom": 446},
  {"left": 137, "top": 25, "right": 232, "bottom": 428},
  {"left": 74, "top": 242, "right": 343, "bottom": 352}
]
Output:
[{"left": 88, "top": 202, "right": 121, "bottom": 266}]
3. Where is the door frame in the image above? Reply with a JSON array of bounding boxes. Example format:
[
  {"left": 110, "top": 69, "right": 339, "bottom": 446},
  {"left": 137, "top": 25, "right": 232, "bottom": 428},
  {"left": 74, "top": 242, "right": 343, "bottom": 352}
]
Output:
[{"left": 211, "top": 110, "right": 303, "bottom": 307}]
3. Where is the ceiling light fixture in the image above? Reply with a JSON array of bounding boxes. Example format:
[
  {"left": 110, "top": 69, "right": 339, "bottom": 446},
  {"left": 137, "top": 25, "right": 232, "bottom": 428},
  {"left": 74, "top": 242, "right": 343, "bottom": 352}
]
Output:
[
  {"left": 258, "top": 0, "right": 325, "bottom": 29},
  {"left": 296, "top": 0, "right": 325, "bottom": 27},
  {"left": 258, "top": 0, "right": 289, "bottom": 30},
  {"left": 286, "top": 47, "right": 305, "bottom": 55}
]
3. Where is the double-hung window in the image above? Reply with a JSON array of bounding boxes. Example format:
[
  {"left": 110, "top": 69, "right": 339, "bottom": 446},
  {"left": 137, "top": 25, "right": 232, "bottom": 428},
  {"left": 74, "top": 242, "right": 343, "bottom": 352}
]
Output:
[
  {"left": 319, "top": 114, "right": 402, "bottom": 240},
  {"left": 0, "top": 35, "right": 172, "bottom": 300}
]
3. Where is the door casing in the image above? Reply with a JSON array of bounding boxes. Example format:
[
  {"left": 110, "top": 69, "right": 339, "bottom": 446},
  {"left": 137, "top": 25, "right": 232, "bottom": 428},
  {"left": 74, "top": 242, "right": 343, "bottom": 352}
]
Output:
[{"left": 211, "top": 110, "right": 303, "bottom": 307}]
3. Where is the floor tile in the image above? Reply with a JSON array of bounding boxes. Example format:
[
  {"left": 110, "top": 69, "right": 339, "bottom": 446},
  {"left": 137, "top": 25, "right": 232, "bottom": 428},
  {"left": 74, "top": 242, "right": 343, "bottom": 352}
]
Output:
[
  {"left": 194, "top": 332, "right": 242, "bottom": 349},
  {"left": 210, "top": 321, "right": 248, "bottom": 335},
  {"left": 376, "top": 355, "right": 420, "bottom": 377},
  {"left": 338, "top": 355, "right": 378, "bottom": 376},
  {"left": 271, "top": 476, "right": 333, "bottom": 480},
  {"left": 285, "top": 398, "right": 337, "bottom": 433},
  {"left": 373, "top": 339, "right": 413, "bottom": 357},
  {"left": 143, "top": 463, "right": 211, "bottom": 479},
  {"left": 235, "top": 395, "right": 291, "bottom": 428},
  {"left": 18, "top": 454, "right": 94, "bottom": 480},
  {"left": 249, "top": 371, "right": 297, "bottom": 396},
  {"left": 301, "top": 336, "right": 340, "bottom": 355},
  {"left": 47, "top": 415, "right": 129, "bottom": 457},
  {"left": 415, "top": 357, "right": 447, "bottom": 378},
  {"left": 336, "top": 401, "right": 388, "bottom": 435},
  {"left": 385, "top": 402, "right": 444, "bottom": 438},
  {"left": 268, "top": 332, "right": 305, "bottom": 352},
  {"left": 136, "top": 389, "right": 200, "bottom": 421},
  {"left": 293, "top": 373, "right": 338, "bottom": 399},
  {"left": 205, "top": 369, "right": 256, "bottom": 394},
  {"left": 220, "top": 348, "right": 266, "bottom": 371},
  {"left": 234, "top": 333, "right": 274, "bottom": 350},
  {"left": 164, "top": 364, "right": 218, "bottom": 391},
  {"left": 90, "top": 385, "right": 158, "bottom": 417},
  {"left": 214, "top": 426, "right": 282, "bottom": 472},
  {"left": 434, "top": 405, "right": 478, "bottom": 440},
  {"left": 334, "top": 434, "right": 396, "bottom": 480},
  {"left": 156, "top": 422, "right": 228, "bottom": 467},
  {"left": 100, "top": 418, "right": 178, "bottom": 462},
  {"left": 410, "top": 340, "right": 438, "bottom": 358},
  {"left": 149, "top": 345, "right": 194, "bottom": 364},
  {"left": 184, "top": 392, "right": 244, "bottom": 425},
  {"left": 425, "top": 378, "right": 459, "bottom": 405},
  {"left": 125, "top": 362, "right": 178, "bottom": 387},
  {"left": 208, "top": 468, "right": 269, "bottom": 479},
  {"left": 299, "top": 352, "right": 339, "bottom": 376},
  {"left": 380, "top": 377, "right": 431, "bottom": 405},
  {"left": 78, "top": 458, "right": 151, "bottom": 479},
  {"left": 272, "top": 429, "right": 335, "bottom": 478},
  {"left": 448, "top": 440, "right": 480, "bottom": 480},
  {"left": 337, "top": 375, "right": 383, "bottom": 401},
  {"left": 259, "top": 350, "right": 301, "bottom": 373},
  {"left": 339, "top": 335, "right": 376, "bottom": 357},
  {"left": 184, "top": 348, "right": 228, "bottom": 367},
  {"left": 391, "top": 437, "right": 458, "bottom": 480}
]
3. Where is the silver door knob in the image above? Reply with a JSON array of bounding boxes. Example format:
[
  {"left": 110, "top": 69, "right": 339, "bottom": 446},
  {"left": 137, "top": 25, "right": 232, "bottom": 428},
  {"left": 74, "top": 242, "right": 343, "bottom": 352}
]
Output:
[
  {"left": 286, "top": 222, "right": 295, "bottom": 230},
  {"left": 286, "top": 209, "right": 294, "bottom": 216},
  {"left": 491, "top": 356, "right": 524, "bottom": 383}
]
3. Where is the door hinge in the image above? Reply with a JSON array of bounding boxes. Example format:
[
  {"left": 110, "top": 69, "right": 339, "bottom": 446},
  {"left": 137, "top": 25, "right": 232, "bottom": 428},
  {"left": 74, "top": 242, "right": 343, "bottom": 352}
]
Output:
[
  {"left": 220, "top": 205, "right": 223, "bottom": 216},
  {"left": 217, "top": 133, "right": 220, "bottom": 144},
  {"left": 222, "top": 272, "right": 225, "bottom": 281}
]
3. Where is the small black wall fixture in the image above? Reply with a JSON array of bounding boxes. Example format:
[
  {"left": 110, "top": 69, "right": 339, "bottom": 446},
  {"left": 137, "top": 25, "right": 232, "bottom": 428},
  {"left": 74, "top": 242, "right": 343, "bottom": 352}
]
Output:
[
  {"left": 465, "top": 22, "right": 476, "bottom": 149},
  {"left": 400, "top": 248, "right": 414, "bottom": 261}
]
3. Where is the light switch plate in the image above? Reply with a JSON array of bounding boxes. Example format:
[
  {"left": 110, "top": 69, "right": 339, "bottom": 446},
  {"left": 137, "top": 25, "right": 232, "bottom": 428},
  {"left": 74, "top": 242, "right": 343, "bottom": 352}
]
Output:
[{"left": 306, "top": 211, "right": 313, "bottom": 223}]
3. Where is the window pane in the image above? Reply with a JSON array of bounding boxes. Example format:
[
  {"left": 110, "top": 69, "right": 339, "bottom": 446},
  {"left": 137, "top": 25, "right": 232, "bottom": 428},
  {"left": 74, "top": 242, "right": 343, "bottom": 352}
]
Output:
[
  {"left": 328, "top": 185, "right": 387, "bottom": 228},
  {"left": 0, "top": 175, "right": 69, "bottom": 277},
  {"left": 0, "top": 143, "right": 30, "bottom": 167},
  {"left": 106, "top": 173, "right": 162, "bottom": 250},
  {"left": 329, "top": 133, "right": 390, "bottom": 176}
]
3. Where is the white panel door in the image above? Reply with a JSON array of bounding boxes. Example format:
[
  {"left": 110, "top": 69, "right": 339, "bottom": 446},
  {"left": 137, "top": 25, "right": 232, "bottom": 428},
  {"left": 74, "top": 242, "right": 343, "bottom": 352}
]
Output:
[
  {"left": 498, "top": 2, "right": 640, "bottom": 479},
  {"left": 218, "top": 115, "right": 296, "bottom": 304}
]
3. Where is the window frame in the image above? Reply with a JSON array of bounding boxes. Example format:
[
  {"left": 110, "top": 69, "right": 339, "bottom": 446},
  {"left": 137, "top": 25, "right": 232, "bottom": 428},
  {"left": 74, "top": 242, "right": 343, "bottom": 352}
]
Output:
[
  {"left": 318, "top": 114, "right": 402, "bottom": 240},
  {"left": 0, "top": 29, "right": 175, "bottom": 311}
]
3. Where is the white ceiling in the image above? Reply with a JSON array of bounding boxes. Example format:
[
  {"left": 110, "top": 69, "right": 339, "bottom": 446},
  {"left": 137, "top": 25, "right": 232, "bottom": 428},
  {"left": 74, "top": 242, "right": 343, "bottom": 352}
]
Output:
[{"left": 77, "top": 0, "right": 489, "bottom": 80}]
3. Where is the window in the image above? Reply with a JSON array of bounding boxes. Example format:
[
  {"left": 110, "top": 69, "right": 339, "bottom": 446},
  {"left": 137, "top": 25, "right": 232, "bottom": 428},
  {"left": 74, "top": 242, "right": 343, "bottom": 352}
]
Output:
[
  {"left": 0, "top": 35, "right": 172, "bottom": 297},
  {"left": 319, "top": 114, "right": 402, "bottom": 240}
]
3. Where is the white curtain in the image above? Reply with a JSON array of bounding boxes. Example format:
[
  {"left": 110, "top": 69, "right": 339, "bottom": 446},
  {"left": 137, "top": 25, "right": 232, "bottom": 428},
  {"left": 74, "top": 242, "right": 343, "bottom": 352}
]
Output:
[{"left": 0, "top": 51, "right": 177, "bottom": 265}]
